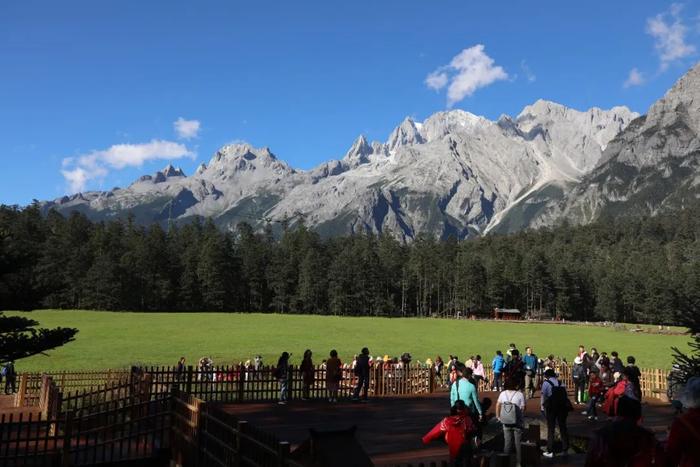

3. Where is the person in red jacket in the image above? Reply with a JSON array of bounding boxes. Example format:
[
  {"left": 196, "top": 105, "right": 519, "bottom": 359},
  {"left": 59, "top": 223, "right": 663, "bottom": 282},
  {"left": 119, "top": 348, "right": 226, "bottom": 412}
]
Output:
[
  {"left": 603, "top": 368, "right": 639, "bottom": 418},
  {"left": 583, "top": 368, "right": 605, "bottom": 420},
  {"left": 666, "top": 376, "right": 700, "bottom": 467},
  {"left": 423, "top": 400, "right": 475, "bottom": 466}
]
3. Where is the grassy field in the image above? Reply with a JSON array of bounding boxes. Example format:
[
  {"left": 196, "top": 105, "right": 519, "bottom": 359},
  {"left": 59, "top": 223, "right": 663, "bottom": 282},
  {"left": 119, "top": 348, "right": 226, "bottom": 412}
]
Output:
[{"left": 6, "top": 310, "right": 691, "bottom": 372}]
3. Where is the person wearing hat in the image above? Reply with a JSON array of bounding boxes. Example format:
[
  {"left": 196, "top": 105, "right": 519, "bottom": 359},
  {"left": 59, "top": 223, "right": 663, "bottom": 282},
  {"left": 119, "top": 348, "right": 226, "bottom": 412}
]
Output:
[
  {"left": 666, "top": 376, "right": 700, "bottom": 466},
  {"left": 572, "top": 355, "right": 587, "bottom": 405},
  {"left": 352, "top": 347, "right": 371, "bottom": 402}
]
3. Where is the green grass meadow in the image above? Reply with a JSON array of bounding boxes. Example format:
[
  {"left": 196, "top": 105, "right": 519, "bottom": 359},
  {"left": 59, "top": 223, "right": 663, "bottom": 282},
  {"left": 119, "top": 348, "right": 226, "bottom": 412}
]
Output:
[{"left": 6, "top": 310, "right": 691, "bottom": 372}]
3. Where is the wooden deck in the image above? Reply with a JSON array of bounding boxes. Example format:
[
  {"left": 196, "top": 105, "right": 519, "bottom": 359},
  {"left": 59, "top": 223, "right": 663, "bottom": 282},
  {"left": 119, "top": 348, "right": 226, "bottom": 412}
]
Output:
[{"left": 221, "top": 390, "right": 678, "bottom": 466}]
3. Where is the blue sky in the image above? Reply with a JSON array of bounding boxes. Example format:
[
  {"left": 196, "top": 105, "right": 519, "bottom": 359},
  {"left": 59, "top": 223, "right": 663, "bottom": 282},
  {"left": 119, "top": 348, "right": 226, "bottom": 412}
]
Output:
[{"left": 2, "top": 1, "right": 699, "bottom": 204}]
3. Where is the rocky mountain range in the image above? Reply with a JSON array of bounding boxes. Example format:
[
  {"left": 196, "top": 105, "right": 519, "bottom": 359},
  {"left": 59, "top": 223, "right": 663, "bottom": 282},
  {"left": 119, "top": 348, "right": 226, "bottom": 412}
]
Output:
[{"left": 41, "top": 63, "right": 700, "bottom": 240}]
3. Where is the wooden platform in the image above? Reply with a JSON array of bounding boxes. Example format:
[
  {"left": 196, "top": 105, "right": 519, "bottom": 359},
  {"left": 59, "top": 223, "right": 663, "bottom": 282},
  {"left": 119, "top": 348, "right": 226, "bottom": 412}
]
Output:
[{"left": 221, "top": 390, "right": 678, "bottom": 466}]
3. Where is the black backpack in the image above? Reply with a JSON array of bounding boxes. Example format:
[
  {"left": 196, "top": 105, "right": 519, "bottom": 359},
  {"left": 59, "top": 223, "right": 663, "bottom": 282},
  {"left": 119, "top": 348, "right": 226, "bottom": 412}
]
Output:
[{"left": 544, "top": 379, "right": 572, "bottom": 413}]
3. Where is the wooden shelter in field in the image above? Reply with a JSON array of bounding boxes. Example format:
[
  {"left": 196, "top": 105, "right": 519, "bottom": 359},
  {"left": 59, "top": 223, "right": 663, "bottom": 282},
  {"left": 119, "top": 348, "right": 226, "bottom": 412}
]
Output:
[{"left": 493, "top": 307, "right": 522, "bottom": 320}]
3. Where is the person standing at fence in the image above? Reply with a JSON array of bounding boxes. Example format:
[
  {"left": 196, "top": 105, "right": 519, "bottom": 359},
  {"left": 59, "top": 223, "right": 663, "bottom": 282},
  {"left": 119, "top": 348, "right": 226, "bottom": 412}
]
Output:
[
  {"left": 472, "top": 355, "right": 486, "bottom": 390},
  {"left": 300, "top": 349, "right": 315, "bottom": 401},
  {"left": 326, "top": 349, "right": 342, "bottom": 403},
  {"left": 497, "top": 378, "right": 526, "bottom": 467},
  {"left": 610, "top": 351, "right": 624, "bottom": 374},
  {"left": 492, "top": 351, "right": 505, "bottom": 391},
  {"left": 572, "top": 356, "right": 587, "bottom": 405},
  {"left": 582, "top": 367, "right": 604, "bottom": 420},
  {"left": 626, "top": 356, "right": 642, "bottom": 388},
  {"left": 176, "top": 357, "right": 186, "bottom": 381},
  {"left": 541, "top": 368, "right": 572, "bottom": 458},
  {"left": 506, "top": 343, "right": 517, "bottom": 363},
  {"left": 523, "top": 347, "right": 538, "bottom": 400},
  {"left": 3, "top": 361, "right": 16, "bottom": 394},
  {"left": 435, "top": 356, "right": 445, "bottom": 387},
  {"left": 352, "top": 347, "right": 371, "bottom": 402},
  {"left": 505, "top": 349, "right": 525, "bottom": 391},
  {"left": 275, "top": 352, "right": 291, "bottom": 405}
]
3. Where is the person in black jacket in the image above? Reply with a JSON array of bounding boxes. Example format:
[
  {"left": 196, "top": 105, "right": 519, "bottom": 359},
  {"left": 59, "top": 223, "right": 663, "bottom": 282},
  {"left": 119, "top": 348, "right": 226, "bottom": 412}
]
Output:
[
  {"left": 176, "top": 357, "right": 187, "bottom": 381},
  {"left": 352, "top": 347, "right": 370, "bottom": 402},
  {"left": 4, "top": 361, "right": 16, "bottom": 394}
]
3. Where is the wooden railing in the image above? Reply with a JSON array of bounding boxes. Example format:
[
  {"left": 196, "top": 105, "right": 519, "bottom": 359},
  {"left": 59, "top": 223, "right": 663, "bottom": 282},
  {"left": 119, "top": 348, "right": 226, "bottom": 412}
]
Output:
[
  {"left": 170, "top": 388, "right": 305, "bottom": 467},
  {"left": 0, "top": 392, "right": 171, "bottom": 467},
  {"left": 142, "top": 363, "right": 434, "bottom": 403},
  {"left": 15, "top": 360, "right": 671, "bottom": 411}
]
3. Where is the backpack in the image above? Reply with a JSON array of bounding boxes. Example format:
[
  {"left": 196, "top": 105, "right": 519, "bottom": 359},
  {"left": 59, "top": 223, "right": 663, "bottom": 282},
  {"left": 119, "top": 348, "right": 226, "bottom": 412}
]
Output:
[
  {"left": 0, "top": 365, "right": 6, "bottom": 377},
  {"left": 544, "top": 379, "right": 572, "bottom": 413},
  {"left": 499, "top": 391, "right": 520, "bottom": 426}
]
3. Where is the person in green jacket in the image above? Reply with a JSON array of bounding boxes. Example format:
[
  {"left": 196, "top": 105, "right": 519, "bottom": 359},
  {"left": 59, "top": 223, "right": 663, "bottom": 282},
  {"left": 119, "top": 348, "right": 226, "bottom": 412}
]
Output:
[{"left": 450, "top": 364, "right": 483, "bottom": 420}]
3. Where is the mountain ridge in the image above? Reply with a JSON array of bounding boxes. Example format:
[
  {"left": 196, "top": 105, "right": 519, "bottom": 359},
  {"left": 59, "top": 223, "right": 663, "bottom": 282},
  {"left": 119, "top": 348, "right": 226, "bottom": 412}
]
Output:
[{"left": 39, "top": 89, "right": 674, "bottom": 239}]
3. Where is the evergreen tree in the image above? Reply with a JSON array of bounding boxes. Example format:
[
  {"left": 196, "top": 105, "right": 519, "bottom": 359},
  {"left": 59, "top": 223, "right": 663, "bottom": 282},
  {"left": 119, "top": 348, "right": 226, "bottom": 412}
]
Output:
[{"left": 0, "top": 312, "right": 78, "bottom": 362}]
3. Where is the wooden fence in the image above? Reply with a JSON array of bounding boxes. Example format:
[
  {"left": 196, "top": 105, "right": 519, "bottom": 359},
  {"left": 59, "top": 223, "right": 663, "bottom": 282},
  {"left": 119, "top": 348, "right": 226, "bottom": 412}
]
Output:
[
  {"left": 170, "top": 388, "right": 305, "bottom": 467},
  {"left": 0, "top": 392, "right": 171, "bottom": 467},
  {"left": 140, "top": 364, "right": 434, "bottom": 403}
]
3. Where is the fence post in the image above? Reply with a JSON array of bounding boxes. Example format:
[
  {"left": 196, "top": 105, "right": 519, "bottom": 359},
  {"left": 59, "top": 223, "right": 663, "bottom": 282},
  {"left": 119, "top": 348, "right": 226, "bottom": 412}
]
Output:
[
  {"left": 14, "top": 374, "right": 27, "bottom": 407},
  {"left": 277, "top": 441, "right": 290, "bottom": 467},
  {"left": 237, "top": 368, "right": 245, "bottom": 402},
  {"left": 62, "top": 410, "right": 74, "bottom": 467},
  {"left": 429, "top": 367, "right": 436, "bottom": 393}
]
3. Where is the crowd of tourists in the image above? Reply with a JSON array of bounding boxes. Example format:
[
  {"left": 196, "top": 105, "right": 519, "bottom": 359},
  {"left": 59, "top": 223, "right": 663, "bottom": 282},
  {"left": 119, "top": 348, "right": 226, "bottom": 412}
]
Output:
[
  {"left": 167, "top": 344, "right": 698, "bottom": 466},
  {"left": 422, "top": 343, "right": 699, "bottom": 467}
]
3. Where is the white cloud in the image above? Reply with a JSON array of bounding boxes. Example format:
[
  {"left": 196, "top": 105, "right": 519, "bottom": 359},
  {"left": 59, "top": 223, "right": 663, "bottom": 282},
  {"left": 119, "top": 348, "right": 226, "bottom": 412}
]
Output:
[
  {"left": 425, "top": 44, "right": 508, "bottom": 107},
  {"left": 61, "top": 139, "right": 194, "bottom": 193},
  {"left": 174, "top": 117, "right": 201, "bottom": 139},
  {"left": 646, "top": 4, "right": 696, "bottom": 71},
  {"left": 623, "top": 68, "right": 645, "bottom": 88},
  {"left": 520, "top": 60, "right": 536, "bottom": 83},
  {"left": 425, "top": 71, "right": 449, "bottom": 90}
]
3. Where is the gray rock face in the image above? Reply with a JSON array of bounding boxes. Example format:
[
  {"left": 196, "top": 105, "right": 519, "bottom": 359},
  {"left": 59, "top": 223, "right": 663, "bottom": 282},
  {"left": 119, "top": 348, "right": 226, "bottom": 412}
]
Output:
[
  {"left": 41, "top": 92, "right": 651, "bottom": 238},
  {"left": 519, "top": 63, "right": 700, "bottom": 229}
]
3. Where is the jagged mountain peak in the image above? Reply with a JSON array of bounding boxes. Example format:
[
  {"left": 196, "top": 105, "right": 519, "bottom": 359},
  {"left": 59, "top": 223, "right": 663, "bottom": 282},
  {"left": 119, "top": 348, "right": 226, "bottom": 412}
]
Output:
[
  {"left": 343, "top": 135, "right": 374, "bottom": 166},
  {"left": 518, "top": 99, "right": 569, "bottom": 119},
  {"left": 214, "top": 143, "right": 276, "bottom": 161},
  {"left": 161, "top": 164, "right": 185, "bottom": 178},
  {"left": 387, "top": 116, "right": 424, "bottom": 151}
]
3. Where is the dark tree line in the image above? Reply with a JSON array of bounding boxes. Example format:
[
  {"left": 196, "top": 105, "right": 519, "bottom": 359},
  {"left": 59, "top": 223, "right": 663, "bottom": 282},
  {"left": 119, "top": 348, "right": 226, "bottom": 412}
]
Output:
[{"left": 1, "top": 203, "right": 699, "bottom": 325}]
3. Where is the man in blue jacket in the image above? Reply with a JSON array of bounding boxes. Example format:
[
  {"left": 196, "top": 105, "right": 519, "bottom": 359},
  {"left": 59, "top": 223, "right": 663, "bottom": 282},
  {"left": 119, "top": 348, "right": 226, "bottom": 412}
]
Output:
[
  {"left": 491, "top": 351, "right": 505, "bottom": 391},
  {"left": 523, "top": 346, "right": 538, "bottom": 399}
]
